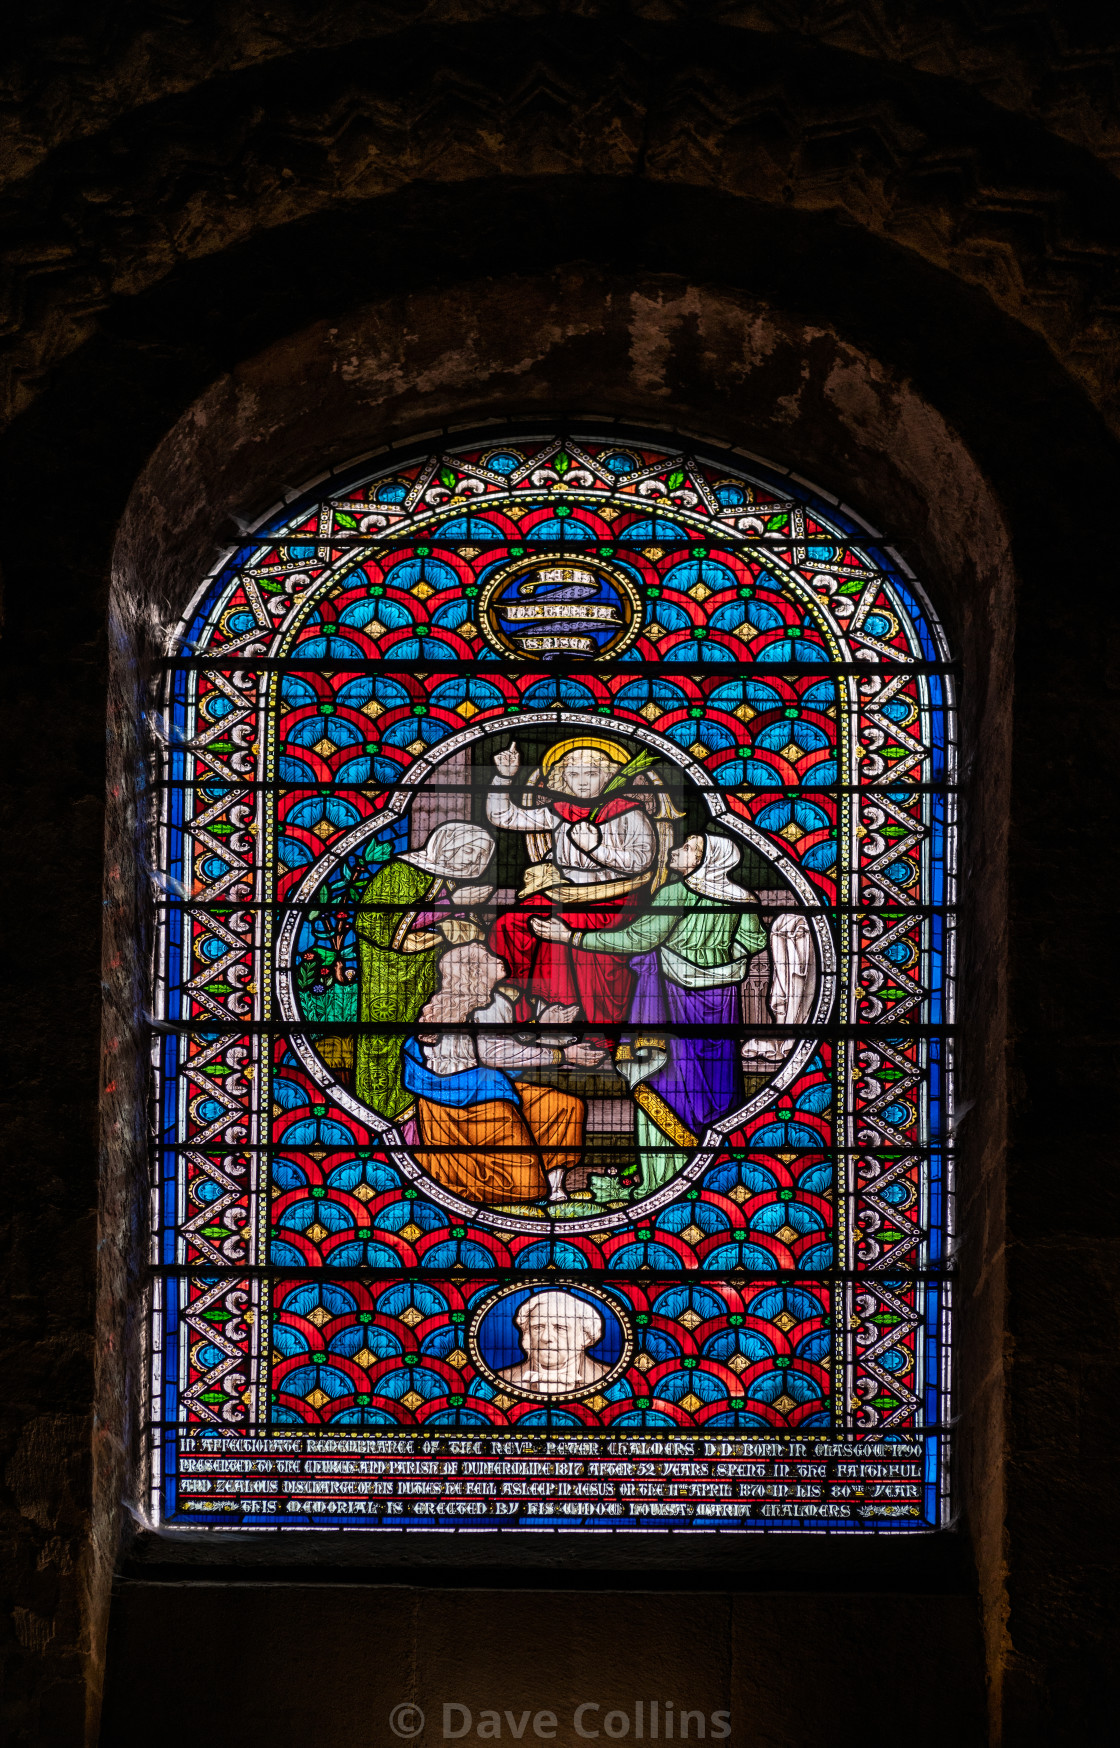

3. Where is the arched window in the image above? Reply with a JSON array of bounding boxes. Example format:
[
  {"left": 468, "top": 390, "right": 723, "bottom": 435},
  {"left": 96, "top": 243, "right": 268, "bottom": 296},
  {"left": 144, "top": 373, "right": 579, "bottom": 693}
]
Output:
[{"left": 149, "top": 428, "right": 954, "bottom": 1530}]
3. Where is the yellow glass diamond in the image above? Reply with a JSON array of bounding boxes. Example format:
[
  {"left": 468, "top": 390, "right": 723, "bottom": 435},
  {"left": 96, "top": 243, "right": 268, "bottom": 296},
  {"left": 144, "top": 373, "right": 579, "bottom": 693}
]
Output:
[
  {"left": 727, "top": 1352, "right": 750, "bottom": 1374},
  {"left": 447, "top": 1349, "right": 468, "bottom": 1370},
  {"left": 306, "top": 1305, "right": 331, "bottom": 1328},
  {"left": 643, "top": 546, "right": 664, "bottom": 560},
  {"left": 399, "top": 1306, "right": 423, "bottom": 1328},
  {"left": 362, "top": 700, "right": 384, "bottom": 719},
  {"left": 313, "top": 820, "right": 334, "bottom": 840},
  {"left": 456, "top": 699, "right": 479, "bottom": 719},
  {"left": 680, "top": 1223, "right": 705, "bottom": 1246},
  {"left": 411, "top": 579, "right": 434, "bottom": 599},
  {"left": 735, "top": 703, "right": 756, "bottom": 723},
  {"left": 780, "top": 741, "right": 802, "bottom": 763},
  {"left": 306, "top": 1221, "right": 329, "bottom": 1242},
  {"left": 678, "top": 1309, "right": 702, "bottom": 1331},
  {"left": 688, "top": 582, "right": 711, "bottom": 602},
  {"left": 305, "top": 1387, "right": 330, "bottom": 1410},
  {"left": 728, "top": 1184, "right": 750, "bottom": 1205},
  {"left": 772, "top": 1310, "right": 797, "bottom": 1333},
  {"left": 352, "top": 1181, "right": 374, "bottom": 1202},
  {"left": 772, "top": 1393, "right": 797, "bottom": 1416},
  {"left": 312, "top": 737, "right": 336, "bottom": 758},
  {"left": 399, "top": 1222, "right": 423, "bottom": 1242},
  {"left": 775, "top": 1224, "right": 799, "bottom": 1247},
  {"left": 353, "top": 1347, "right": 376, "bottom": 1370},
  {"left": 634, "top": 1352, "right": 654, "bottom": 1371},
  {"left": 584, "top": 1394, "right": 608, "bottom": 1412},
  {"left": 689, "top": 740, "right": 708, "bottom": 760},
  {"left": 779, "top": 822, "right": 804, "bottom": 843},
  {"left": 640, "top": 702, "right": 661, "bottom": 721},
  {"left": 400, "top": 1390, "right": 424, "bottom": 1412},
  {"left": 679, "top": 1392, "right": 704, "bottom": 1415}
]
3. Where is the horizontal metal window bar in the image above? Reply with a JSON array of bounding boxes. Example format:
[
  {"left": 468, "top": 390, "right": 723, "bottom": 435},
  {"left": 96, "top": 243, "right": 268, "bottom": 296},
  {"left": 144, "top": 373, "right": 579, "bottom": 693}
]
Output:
[
  {"left": 150, "top": 1263, "right": 953, "bottom": 1282},
  {"left": 146, "top": 1423, "right": 956, "bottom": 1438},
  {"left": 242, "top": 1139, "right": 866, "bottom": 1153},
  {"left": 160, "top": 1141, "right": 942, "bottom": 1157},
  {"left": 225, "top": 1139, "right": 922, "bottom": 1153},
  {"left": 160, "top": 656, "right": 958, "bottom": 677},
  {"left": 152, "top": 912, "right": 954, "bottom": 933},
  {"left": 247, "top": 1141, "right": 925, "bottom": 1155},
  {"left": 147, "top": 777, "right": 956, "bottom": 796},
  {"left": 150, "top": 1019, "right": 955, "bottom": 1037},
  {"left": 148, "top": 898, "right": 956, "bottom": 915},
  {"left": 183, "top": 533, "right": 901, "bottom": 551}
]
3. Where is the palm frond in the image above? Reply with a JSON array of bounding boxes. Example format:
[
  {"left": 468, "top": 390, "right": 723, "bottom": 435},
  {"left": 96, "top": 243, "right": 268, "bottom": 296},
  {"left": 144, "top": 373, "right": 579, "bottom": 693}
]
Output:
[{"left": 590, "top": 749, "right": 661, "bottom": 819}]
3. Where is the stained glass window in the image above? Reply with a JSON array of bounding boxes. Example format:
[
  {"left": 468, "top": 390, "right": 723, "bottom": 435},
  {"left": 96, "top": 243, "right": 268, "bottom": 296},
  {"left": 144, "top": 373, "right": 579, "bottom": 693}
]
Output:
[{"left": 149, "top": 428, "right": 954, "bottom": 1531}]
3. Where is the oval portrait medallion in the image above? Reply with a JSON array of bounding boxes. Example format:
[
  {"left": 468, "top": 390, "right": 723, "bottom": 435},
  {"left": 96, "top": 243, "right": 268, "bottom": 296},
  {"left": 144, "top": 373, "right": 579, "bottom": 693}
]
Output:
[{"left": 468, "top": 1281, "right": 633, "bottom": 1403}]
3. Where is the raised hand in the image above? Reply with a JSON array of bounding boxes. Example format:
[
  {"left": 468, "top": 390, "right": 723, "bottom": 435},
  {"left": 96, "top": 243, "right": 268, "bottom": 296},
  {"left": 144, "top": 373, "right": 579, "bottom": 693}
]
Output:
[
  {"left": 530, "top": 915, "right": 572, "bottom": 943},
  {"left": 569, "top": 820, "right": 601, "bottom": 854},
  {"left": 493, "top": 742, "right": 520, "bottom": 778}
]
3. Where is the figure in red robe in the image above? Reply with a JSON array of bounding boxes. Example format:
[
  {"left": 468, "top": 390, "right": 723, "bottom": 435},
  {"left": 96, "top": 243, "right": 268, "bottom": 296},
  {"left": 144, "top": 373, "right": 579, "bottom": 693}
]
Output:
[{"left": 486, "top": 737, "right": 658, "bottom": 1041}]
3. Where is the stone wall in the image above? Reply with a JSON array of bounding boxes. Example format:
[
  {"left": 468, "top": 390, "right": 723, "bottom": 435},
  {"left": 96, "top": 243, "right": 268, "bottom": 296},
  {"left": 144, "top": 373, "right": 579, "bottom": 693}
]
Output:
[{"left": 0, "top": 7, "right": 1117, "bottom": 1743}]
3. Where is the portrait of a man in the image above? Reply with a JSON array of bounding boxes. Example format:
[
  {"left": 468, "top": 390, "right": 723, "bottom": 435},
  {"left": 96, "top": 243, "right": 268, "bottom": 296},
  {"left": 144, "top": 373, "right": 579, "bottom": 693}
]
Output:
[{"left": 498, "top": 1290, "right": 613, "bottom": 1395}]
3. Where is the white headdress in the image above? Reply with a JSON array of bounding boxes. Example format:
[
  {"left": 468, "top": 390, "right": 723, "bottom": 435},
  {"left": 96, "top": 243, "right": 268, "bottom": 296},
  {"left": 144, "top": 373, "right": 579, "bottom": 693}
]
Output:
[
  {"left": 685, "top": 834, "right": 750, "bottom": 902},
  {"left": 401, "top": 820, "right": 494, "bottom": 880}
]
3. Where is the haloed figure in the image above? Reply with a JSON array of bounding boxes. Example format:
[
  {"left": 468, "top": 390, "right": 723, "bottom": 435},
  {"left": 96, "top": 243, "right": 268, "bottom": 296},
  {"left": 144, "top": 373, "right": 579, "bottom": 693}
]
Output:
[
  {"left": 499, "top": 1290, "right": 610, "bottom": 1395},
  {"left": 534, "top": 832, "right": 768, "bottom": 1195},
  {"left": 487, "top": 737, "right": 657, "bottom": 1036}
]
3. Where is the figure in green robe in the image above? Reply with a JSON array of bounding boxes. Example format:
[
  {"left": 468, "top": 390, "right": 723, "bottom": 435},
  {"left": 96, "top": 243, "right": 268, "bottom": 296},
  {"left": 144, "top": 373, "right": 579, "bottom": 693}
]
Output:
[
  {"left": 352, "top": 820, "right": 496, "bottom": 1119},
  {"left": 533, "top": 833, "right": 768, "bottom": 1198}
]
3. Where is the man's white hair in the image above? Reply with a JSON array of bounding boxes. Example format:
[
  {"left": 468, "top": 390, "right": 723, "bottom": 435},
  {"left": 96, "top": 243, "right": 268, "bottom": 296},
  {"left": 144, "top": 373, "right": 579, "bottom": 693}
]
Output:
[{"left": 514, "top": 1289, "right": 604, "bottom": 1342}]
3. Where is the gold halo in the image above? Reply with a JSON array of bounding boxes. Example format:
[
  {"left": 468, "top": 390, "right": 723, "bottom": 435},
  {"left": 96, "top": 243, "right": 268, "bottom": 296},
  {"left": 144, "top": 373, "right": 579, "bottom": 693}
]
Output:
[{"left": 540, "top": 736, "right": 631, "bottom": 779}]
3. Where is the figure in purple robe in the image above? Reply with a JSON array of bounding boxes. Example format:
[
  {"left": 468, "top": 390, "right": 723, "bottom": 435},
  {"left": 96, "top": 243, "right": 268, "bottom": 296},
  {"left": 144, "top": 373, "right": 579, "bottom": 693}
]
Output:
[{"left": 534, "top": 834, "right": 767, "bottom": 1197}]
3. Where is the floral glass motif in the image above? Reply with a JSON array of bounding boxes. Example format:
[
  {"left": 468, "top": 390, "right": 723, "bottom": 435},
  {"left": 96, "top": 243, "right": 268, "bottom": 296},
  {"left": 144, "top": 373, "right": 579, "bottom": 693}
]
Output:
[{"left": 150, "top": 429, "right": 954, "bottom": 1529}]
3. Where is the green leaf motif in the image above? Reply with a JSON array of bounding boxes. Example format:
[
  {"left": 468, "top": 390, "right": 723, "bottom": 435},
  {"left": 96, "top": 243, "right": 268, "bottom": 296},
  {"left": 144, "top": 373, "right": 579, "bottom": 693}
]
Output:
[
  {"left": 335, "top": 511, "right": 357, "bottom": 528},
  {"left": 667, "top": 470, "right": 686, "bottom": 492},
  {"left": 590, "top": 749, "right": 661, "bottom": 820},
  {"left": 439, "top": 467, "right": 457, "bottom": 489}
]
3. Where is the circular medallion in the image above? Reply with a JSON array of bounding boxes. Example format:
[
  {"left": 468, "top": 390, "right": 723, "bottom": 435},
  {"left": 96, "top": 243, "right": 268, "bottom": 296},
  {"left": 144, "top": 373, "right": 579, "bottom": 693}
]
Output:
[
  {"left": 468, "top": 1281, "right": 633, "bottom": 1401},
  {"left": 478, "top": 554, "right": 642, "bottom": 661},
  {"left": 275, "top": 714, "right": 833, "bottom": 1239}
]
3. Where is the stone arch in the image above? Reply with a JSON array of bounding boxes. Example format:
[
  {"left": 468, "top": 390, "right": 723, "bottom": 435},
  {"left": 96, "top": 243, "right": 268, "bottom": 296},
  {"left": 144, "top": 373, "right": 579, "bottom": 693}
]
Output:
[
  {"left": 3, "top": 16, "right": 1120, "bottom": 432},
  {"left": 102, "top": 269, "right": 1012, "bottom": 1715}
]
